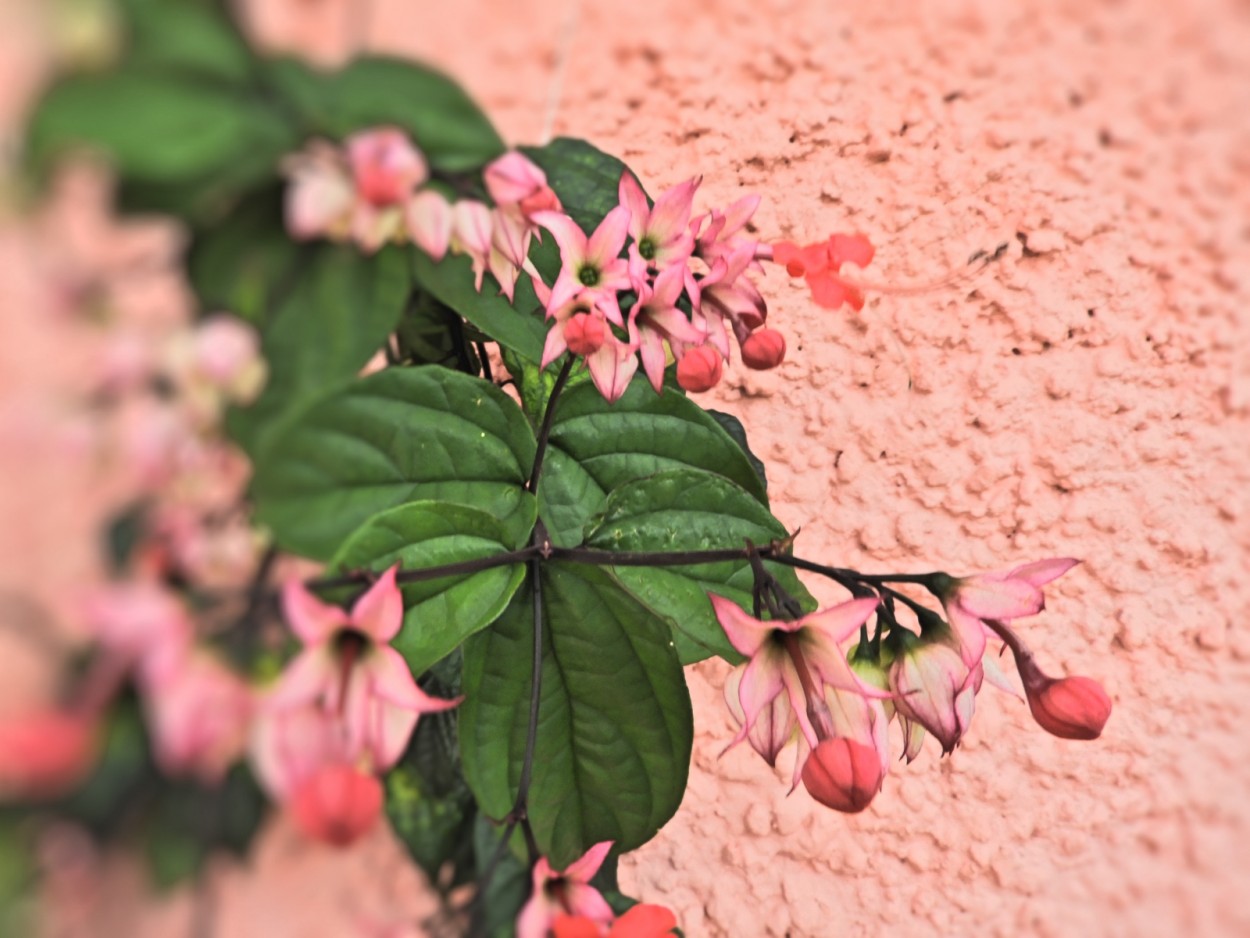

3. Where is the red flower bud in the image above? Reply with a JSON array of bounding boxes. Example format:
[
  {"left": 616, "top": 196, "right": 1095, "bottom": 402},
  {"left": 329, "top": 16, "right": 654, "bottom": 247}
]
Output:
[
  {"left": 739, "top": 328, "right": 786, "bottom": 370},
  {"left": 800, "top": 737, "right": 884, "bottom": 813},
  {"left": 0, "top": 708, "right": 97, "bottom": 800},
  {"left": 565, "top": 313, "right": 607, "bottom": 356},
  {"left": 1026, "top": 675, "right": 1112, "bottom": 740},
  {"left": 676, "top": 346, "right": 723, "bottom": 392},
  {"left": 290, "top": 764, "right": 383, "bottom": 847}
]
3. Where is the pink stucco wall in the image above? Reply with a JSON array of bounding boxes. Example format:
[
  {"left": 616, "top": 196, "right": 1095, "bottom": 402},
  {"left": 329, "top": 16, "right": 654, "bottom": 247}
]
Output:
[{"left": 2, "top": 0, "right": 1249, "bottom": 935}]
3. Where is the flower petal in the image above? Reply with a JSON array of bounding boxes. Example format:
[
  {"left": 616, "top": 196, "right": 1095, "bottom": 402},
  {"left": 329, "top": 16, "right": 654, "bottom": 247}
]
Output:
[
  {"left": 532, "top": 210, "right": 589, "bottom": 265},
  {"left": 351, "top": 565, "right": 404, "bottom": 641},
  {"left": 1009, "top": 557, "right": 1080, "bottom": 588},
  {"left": 585, "top": 206, "right": 632, "bottom": 270},
  {"left": 563, "top": 840, "right": 614, "bottom": 883},
  {"left": 267, "top": 648, "right": 337, "bottom": 712},
  {"left": 708, "top": 594, "right": 772, "bottom": 657},
  {"left": 281, "top": 579, "right": 349, "bottom": 646}
]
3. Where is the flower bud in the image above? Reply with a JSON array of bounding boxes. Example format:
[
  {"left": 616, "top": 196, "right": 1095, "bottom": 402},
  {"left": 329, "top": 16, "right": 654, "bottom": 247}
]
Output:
[
  {"left": 290, "top": 764, "right": 383, "bottom": 847},
  {"left": 739, "top": 328, "right": 786, "bottom": 370},
  {"left": 346, "top": 128, "right": 427, "bottom": 207},
  {"left": 1025, "top": 675, "right": 1112, "bottom": 740},
  {"left": 800, "top": 738, "right": 884, "bottom": 813},
  {"left": 676, "top": 346, "right": 723, "bottom": 392},
  {"left": 565, "top": 313, "right": 608, "bottom": 356},
  {"left": 484, "top": 152, "right": 560, "bottom": 215},
  {"left": 406, "top": 189, "right": 452, "bottom": 260}
]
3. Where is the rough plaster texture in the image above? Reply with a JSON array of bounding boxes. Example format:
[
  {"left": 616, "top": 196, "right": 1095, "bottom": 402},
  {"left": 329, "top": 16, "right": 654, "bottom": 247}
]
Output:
[{"left": 2, "top": 0, "right": 1249, "bottom": 935}]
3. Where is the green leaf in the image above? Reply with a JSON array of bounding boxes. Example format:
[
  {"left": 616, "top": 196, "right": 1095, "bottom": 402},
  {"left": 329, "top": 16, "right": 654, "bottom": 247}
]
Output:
[
  {"left": 186, "top": 185, "right": 303, "bottom": 324},
  {"left": 386, "top": 764, "right": 475, "bottom": 886},
  {"left": 460, "top": 564, "right": 692, "bottom": 868},
  {"left": 471, "top": 814, "right": 530, "bottom": 937},
  {"left": 121, "top": 0, "right": 254, "bottom": 83},
  {"left": 538, "top": 377, "right": 770, "bottom": 547},
  {"left": 412, "top": 251, "right": 547, "bottom": 362},
  {"left": 250, "top": 366, "right": 536, "bottom": 560},
  {"left": 228, "top": 243, "right": 410, "bottom": 455},
  {"left": 27, "top": 71, "right": 287, "bottom": 184},
  {"left": 586, "top": 470, "right": 813, "bottom": 664},
  {"left": 263, "top": 56, "right": 504, "bottom": 171},
  {"left": 328, "top": 501, "right": 532, "bottom": 676},
  {"left": 707, "top": 409, "right": 768, "bottom": 495}
]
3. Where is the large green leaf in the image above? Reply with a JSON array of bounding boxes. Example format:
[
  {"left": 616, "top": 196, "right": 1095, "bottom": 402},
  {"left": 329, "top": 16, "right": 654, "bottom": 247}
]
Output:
[
  {"left": 227, "top": 243, "right": 410, "bottom": 454},
  {"left": 329, "top": 501, "right": 532, "bottom": 676},
  {"left": 538, "top": 377, "right": 770, "bottom": 547},
  {"left": 263, "top": 56, "right": 504, "bottom": 171},
  {"left": 586, "top": 470, "right": 814, "bottom": 664},
  {"left": 460, "top": 564, "right": 692, "bottom": 868},
  {"left": 27, "top": 71, "right": 286, "bottom": 184},
  {"left": 412, "top": 251, "right": 547, "bottom": 362},
  {"left": 250, "top": 366, "right": 536, "bottom": 560}
]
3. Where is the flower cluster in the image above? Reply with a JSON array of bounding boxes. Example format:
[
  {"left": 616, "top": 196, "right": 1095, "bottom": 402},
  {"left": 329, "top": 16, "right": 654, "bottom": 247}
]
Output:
[{"left": 712, "top": 557, "right": 1112, "bottom": 813}]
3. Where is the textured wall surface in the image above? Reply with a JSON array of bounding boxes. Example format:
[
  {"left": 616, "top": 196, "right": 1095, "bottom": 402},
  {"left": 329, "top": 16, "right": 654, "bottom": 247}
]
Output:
[{"left": 3, "top": 0, "right": 1249, "bottom": 935}]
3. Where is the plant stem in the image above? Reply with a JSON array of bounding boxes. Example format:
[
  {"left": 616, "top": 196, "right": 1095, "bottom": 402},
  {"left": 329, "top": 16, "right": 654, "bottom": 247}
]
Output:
[
  {"left": 512, "top": 522, "right": 550, "bottom": 853},
  {"left": 527, "top": 356, "right": 575, "bottom": 492},
  {"left": 307, "top": 546, "right": 539, "bottom": 592},
  {"left": 552, "top": 544, "right": 761, "bottom": 566}
]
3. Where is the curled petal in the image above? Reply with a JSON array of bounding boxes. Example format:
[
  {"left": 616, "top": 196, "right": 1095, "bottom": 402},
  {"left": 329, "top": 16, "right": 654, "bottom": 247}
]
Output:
[
  {"left": 709, "top": 594, "right": 773, "bottom": 657},
  {"left": 1009, "top": 557, "right": 1080, "bottom": 588}
]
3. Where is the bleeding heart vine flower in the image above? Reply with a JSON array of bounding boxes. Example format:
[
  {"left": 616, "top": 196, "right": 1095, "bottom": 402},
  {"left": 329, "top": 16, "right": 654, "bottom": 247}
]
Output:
[
  {"left": 772, "top": 232, "right": 875, "bottom": 311},
  {"left": 531, "top": 207, "right": 633, "bottom": 324},
  {"left": 269, "top": 565, "right": 461, "bottom": 769},
  {"left": 618, "top": 171, "right": 698, "bottom": 272},
  {"left": 887, "top": 627, "right": 982, "bottom": 756},
  {"left": 517, "top": 841, "right": 616, "bottom": 938},
  {"left": 934, "top": 557, "right": 1080, "bottom": 666}
]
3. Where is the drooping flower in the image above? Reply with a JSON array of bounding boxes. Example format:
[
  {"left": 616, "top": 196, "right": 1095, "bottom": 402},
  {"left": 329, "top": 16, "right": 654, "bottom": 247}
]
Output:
[
  {"left": 249, "top": 703, "right": 383, "bottom": 847},
  {"left": 283, "top": 141, "right": 354, "bottom": 241},
  {"left": 618, "top": 172, "right": 698, "bottom": 271},
  {"left": 772, "top": 232, "right": 874, "bottom": 311},
  {"left": 516, "top": 841, "right": 616, "bottom": 938},
  {"left": 935, "top": 557, "right": 1080, "bottom": 666},
  {"left": 711, "top": 593, "right": 884, "bottom": 764},
  {"left": 986, "top": 618, "right": 1112, "bottom": 740},
  {"left": 887, "top": 628, "right": 981, "bottom": 755},
  {"left": 270, "top": 566, "right": 460, "bottom": 770}
]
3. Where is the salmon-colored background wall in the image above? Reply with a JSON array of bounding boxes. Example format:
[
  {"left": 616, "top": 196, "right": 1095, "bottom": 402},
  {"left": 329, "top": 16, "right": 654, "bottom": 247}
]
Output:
[{"left": 2, "top": 1, "right": 1248, "bottom": 935}]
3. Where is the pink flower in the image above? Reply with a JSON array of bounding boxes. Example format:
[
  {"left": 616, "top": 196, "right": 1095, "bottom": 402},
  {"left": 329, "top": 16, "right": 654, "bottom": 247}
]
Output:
[
  {"left": 692, "top": 194, "right": 763, "bottom": 267},
  {"left": 800, "top": 737, "right": 884, "bottom": 813},
  {"left": 531, "top": 208, "right": 633, "bottom": 323},
  {"left": 938, "top": 557, "right": 1080, "bottom": 666},
  {"left": 712, "top": 594, "right": 883, "bottom": 765},
  {"left": 144, "top": 651, "right": 253, "bottom": 784},
  {"left": 345, "top": 127, "right": 428, "bottom": 208},
  {"left": 536, "top": 286, "right": 639, "bottom": 404},
  {"left": 888, "top": 630, "right": 981, "bottom": 756},
  {"left": 772, "top": 233, "right": 874, "bottom": 311},
  {"left": 485, "top": 152, "right": 561, "bottom": 219},
  {"left": 270, "top": 566, "right": 460, "bottom": 770},
  {"left": 517, "top": 841, "right": 616, "bottom": 938},
  {"left": 0, "top": 708, "right": 98, "bottom": 800},
  {"left": 618, "top": 172, "right": 698, "bottom": 271},
  {"left": 629, "top": 264, "right": 706, "bottom": 393}
]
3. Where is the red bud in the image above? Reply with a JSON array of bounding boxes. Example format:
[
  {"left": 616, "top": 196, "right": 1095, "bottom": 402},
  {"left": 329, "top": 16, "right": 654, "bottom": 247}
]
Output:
[
  {"left": 1026, "top": 675, "right": 1112, "bottom": 740},
  {"left": 565, "top": 313, "right": 607, "bottom": 356},
  {"left": 0, "top": 709, "right": 97, "bottom": 800},
  {"left": 740, "top": 328, "right": 786, "bottom": 370},
  {"left": 800, "top": 738, "right": 884, "bottom": 813},
  {"left": 290, "top": 764, "right": 383, "bottom": 847},
  {"left": 676, "top": 346, "right": 723, "bottom": 392}
]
